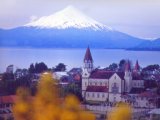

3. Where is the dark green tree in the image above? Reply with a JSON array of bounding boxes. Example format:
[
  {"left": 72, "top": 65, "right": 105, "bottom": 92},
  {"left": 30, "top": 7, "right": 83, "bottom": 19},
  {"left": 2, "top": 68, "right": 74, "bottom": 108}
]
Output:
[
  {"left": 54, "top": 63, "right": 66, "bottom": 72},
  {"left": 108, "top": 63, "right": 118, "bottom": 71},
  {"left": 28, "top": 63, "right": 35, "bottom": 73},
  {"left": 35, "top": 62, "right": 48, "bottom": 73},
  {"left": 119, "top": 59, "right": 126, "bottom": 71}
]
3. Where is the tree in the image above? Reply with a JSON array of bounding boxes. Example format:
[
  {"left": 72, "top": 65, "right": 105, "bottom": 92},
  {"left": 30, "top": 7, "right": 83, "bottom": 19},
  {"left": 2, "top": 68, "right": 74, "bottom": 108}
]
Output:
[
  {"left": 142, "top": 64, "right": 159, "bottom": 71},
  {"left": 119, "top": 59, "right": 126, "bottom": 71},
  {"left": 35, "top": 62, "right": 48, "bottom": 73},
  {"left": 54, "top": 63, "right": 66, "bottom": 72},
  {"left": 61, "top": 83, "right": 82, "bottom": 101},
  {"left": 13, "top": 87, "right": 32, "bottom": 120},
  {"left": 109, "top": 63, "right": 118, "bottom": 71},
  {"left": 28, "top": 64, "right": 35, "bottom": 73}
]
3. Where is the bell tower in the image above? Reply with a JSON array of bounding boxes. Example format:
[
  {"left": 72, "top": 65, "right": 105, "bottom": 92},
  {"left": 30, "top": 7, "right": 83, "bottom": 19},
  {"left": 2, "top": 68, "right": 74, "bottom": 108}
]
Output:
[
  {"left": 83, "top": 46, "right": 93, "bottom": 73},
  {"left": 82, "top": 47, "right": 94, "bottom": 98},
  {"left": 124, "top": 60, "right": 132, "bottom": 93}
]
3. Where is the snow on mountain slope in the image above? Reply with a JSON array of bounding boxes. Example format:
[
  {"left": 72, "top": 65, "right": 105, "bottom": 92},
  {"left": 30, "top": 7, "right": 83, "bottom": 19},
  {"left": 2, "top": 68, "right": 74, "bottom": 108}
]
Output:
[{"left": 25, "top": 5, "right": 112, "bottom": 31}]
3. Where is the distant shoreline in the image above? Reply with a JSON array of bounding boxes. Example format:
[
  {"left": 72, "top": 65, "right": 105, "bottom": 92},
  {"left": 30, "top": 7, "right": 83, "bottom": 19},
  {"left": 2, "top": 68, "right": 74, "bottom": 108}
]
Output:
[{"left": 0, "top": 47, "right": 160, "bottom": 51}]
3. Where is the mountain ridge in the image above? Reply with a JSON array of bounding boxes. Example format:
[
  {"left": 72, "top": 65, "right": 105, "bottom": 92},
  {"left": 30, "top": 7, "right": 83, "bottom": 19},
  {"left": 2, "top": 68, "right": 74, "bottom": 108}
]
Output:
[{"left": 0, "top": 6, "right": 159, "bottom": 50}]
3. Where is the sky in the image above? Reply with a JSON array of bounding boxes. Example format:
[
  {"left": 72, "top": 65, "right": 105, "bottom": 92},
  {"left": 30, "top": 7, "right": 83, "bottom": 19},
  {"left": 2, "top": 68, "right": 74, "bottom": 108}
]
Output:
[{"left": 0, "top": 0, "right": 160, "bottom": 39}]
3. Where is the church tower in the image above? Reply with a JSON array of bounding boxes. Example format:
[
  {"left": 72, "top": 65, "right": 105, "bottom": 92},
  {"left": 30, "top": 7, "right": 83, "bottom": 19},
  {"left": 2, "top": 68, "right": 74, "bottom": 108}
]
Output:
[
  {"left": 133, "top": 60, "right": 140, "bottom": 74},
  {"left": 82, "top": 47, "right": 94, "bottom": 98},
  {"left": 83, "top": 46, "right": 93, "bottom": 73},
  {"left": 124, "top": 60, "right": 132, "bottom": 93}
]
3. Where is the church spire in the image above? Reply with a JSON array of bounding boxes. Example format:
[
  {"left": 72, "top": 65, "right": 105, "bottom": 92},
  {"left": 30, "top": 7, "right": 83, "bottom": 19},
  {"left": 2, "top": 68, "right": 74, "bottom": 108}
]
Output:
[
  {"left": 83, "top": 46, "right": 93, "bottom": 73},
  {"left": 84, "top": 46, "right": 93, "bottom": 62},
  {"left": 134, "top": 60, "right": 140, "bottom": 71}
]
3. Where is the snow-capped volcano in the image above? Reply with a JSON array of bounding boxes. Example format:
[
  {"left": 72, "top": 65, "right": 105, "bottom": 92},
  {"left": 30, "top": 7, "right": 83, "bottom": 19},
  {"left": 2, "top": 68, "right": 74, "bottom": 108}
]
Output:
[
  {"left": 25, "top": 5, "right": 112, "bottom": 31},
  {"left": 0, "top": 5, "right": 149, "bottom": 49}
]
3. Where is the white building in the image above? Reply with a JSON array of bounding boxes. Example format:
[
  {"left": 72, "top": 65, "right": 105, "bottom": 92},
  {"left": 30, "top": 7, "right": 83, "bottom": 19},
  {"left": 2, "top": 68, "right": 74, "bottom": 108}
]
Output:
[{"left": 81, "top": 47, "right": 158, "bottom": 108}]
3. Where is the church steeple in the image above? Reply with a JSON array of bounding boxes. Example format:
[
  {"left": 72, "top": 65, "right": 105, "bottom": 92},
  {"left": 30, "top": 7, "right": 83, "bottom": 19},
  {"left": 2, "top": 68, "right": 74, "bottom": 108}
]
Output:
[
  {"left": 84, "top": 46, "right": 93, "bottom": 62},
  {"left": 134, "top": 60, "right": 140, "bottom": 72},
  {"left": 83, "top": 46, "right": 93, "bottom": 73}
]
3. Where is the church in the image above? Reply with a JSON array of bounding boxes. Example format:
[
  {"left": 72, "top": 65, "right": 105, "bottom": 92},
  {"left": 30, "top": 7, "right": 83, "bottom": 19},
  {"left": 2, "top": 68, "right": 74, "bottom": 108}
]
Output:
[{"left": 82, "top": 47, "right": 146, "bottom": 104}]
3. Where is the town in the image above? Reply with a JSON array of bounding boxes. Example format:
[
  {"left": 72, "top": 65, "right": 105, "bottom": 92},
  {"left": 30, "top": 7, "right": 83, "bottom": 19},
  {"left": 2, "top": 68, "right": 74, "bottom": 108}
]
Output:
[{"left": 0, "top": 47, "right": 160, "bottom": 120}]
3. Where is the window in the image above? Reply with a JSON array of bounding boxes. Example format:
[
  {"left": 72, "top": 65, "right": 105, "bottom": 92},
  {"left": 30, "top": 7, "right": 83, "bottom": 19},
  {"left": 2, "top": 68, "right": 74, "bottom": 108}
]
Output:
[
  {"left": 146, "top": 103, "right": 149, "bottom": 106},
  {"left": 92, "top": 93, "right": 94, "bottom": 97},
  {"left": 6, "top": 103, "right": 10, "bottom": 107},
  {"left": 102, "top": 93, "right": 105, "bottom": 98},
  {"left": 90, "top": 82, "right": 92, "bottom": 85},
  {"left": 100, "top": 82, "right": 102, "bottom": 86},
  {"left": 112, "top": 83, "right": 119, "bottom": 93},
  {"left": 97, "top": 93, "right": 99, "bottom": 98},
  {"left": 141, "top": 97, "right": 143, "bottom": 100},
  {"left": 95, "top": 82, "right": 97, "bottom": 86}
]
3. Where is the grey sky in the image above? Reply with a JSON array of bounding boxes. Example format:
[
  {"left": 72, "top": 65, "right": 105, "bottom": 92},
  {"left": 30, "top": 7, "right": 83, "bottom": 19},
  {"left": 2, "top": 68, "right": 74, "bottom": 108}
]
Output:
[{"left": 0, "top": 0, "right": 160, "bottom": 38}]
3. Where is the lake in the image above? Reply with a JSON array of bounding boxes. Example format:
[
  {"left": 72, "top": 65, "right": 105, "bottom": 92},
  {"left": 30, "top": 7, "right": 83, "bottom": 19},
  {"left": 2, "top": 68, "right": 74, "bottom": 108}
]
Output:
[{"left": 0, "top": 48, "right": 160, "bottom": 73}]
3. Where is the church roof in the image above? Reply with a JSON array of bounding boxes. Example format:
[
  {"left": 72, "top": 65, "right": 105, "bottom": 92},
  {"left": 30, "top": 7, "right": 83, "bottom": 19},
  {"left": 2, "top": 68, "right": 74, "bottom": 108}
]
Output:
[
  {"left": 130, "top": 88, "right": 145, "bottom": 94},
  {"left": 134, "top": 60, "right": 140, "bottom": 71},
  {"left": 90, "top": 70, "right": 113, "bottom": 79},
  {"left": 84, "top": 47, "right": 93, "bottom": 62},
  {"left": 86, "top": 86, "right": 108, "bottom": 92},
  {"left": 138, "top": 91, "right": 158, "bottom": 98},
  {"left": 89, "top": 70, "right": 125, "bottom": 80}
]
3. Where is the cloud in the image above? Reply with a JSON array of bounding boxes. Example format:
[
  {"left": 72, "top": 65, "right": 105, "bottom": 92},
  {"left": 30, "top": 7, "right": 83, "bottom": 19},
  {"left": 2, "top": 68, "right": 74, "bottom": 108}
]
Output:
[{"left": 29, "top": 15, "right": 38, "bottom": 22}]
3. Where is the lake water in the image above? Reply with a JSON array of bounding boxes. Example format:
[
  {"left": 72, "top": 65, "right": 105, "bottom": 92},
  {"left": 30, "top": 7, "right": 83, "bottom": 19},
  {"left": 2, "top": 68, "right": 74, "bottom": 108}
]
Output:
[{"left": 0, "top": 48, "right": 160, "bottom": 73}]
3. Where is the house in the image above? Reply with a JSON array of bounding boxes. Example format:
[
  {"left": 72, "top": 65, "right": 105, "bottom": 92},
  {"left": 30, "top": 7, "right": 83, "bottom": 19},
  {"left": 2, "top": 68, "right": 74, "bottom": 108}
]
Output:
[
  {"left": 6, "top": 65, "right": 14, "bottom": 73},
  {"left": 0, "top": 95, "right": 16, "bottom": 119},
  {"left": 148, "top": 108, "right": 160, "bottom": 120}
]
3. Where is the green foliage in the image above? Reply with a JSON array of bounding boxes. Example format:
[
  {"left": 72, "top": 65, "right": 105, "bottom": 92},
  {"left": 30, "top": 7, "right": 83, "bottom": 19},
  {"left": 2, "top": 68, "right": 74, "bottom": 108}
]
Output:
[
  {"left": 29, "top": 64, "right": 35, "bottom": 73},
  {"left": 61, "top": 83, "right": 82, "bottom": 101},
  {"left": 142, "top": 64, "right": 160, "bottom": 71},
  {"left": 28, "top": 62, "right": 48, "bottom": 73},
  {"left": 54, "top": 63, "right": 66, "bottom": 72},
  {"left": 119, "top": 59, "right": 126, "bottom": 71},
  {"left": 109, "top": 63, "right": 118, "bottom": 71}
]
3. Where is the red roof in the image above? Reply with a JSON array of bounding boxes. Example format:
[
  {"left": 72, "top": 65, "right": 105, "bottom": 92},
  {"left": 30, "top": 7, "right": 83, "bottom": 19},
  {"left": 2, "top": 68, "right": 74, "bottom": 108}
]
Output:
[
  {"left": 86, "top": 86, "right": 108, "bottom": 92},
  {"left": 90, "top": 70, "right": 124, "bottom": 80},
  {"left": 138, "top": 91, "right": 158, "bottom": 98},
  {"left": 0, "top": 95, "right": 16, "bottom": 104},
  {"left": 84, "top": 47, "right": 93, "bottom": 62}
]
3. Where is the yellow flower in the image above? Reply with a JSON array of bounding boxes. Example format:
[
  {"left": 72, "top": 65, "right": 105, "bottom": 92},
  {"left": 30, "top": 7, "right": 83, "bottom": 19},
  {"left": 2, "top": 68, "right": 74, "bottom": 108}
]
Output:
[
  {"left": 13, "top": 72, "right": 96, "bottom": 120},
  {"left": 108, "top": 103, "right": 132, "bottom": 120}
]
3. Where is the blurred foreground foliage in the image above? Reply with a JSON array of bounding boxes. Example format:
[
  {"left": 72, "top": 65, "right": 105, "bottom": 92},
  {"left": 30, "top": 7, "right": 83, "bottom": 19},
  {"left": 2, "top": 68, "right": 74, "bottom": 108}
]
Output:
[
  {"left": 108, "top": 103, "right": 132, "bottom": 120},
  {"left": 13, "top": 72, "right": 95, "bottom": 120},
  {"left": 13, "top": 72, "right": 132, "bottom": 120}
]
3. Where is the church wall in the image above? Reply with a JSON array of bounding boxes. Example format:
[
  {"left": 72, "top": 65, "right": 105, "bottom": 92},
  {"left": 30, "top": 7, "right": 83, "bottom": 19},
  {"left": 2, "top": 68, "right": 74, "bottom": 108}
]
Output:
[
  {"left": 85, "top": 92, "right": 108, "bottom": 102},
  {"left": 132, "top": 80, "right": 144, "bottom": 88}
]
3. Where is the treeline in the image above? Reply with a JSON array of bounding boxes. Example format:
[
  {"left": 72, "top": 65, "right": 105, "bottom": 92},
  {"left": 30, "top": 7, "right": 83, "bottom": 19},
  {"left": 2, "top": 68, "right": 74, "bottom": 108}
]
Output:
[
  {"left": 105, "top": 59, "right": 160, "bottom": 72},
  {"left": 28, "top": 62, "right": 66, "bottom": 74}
]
